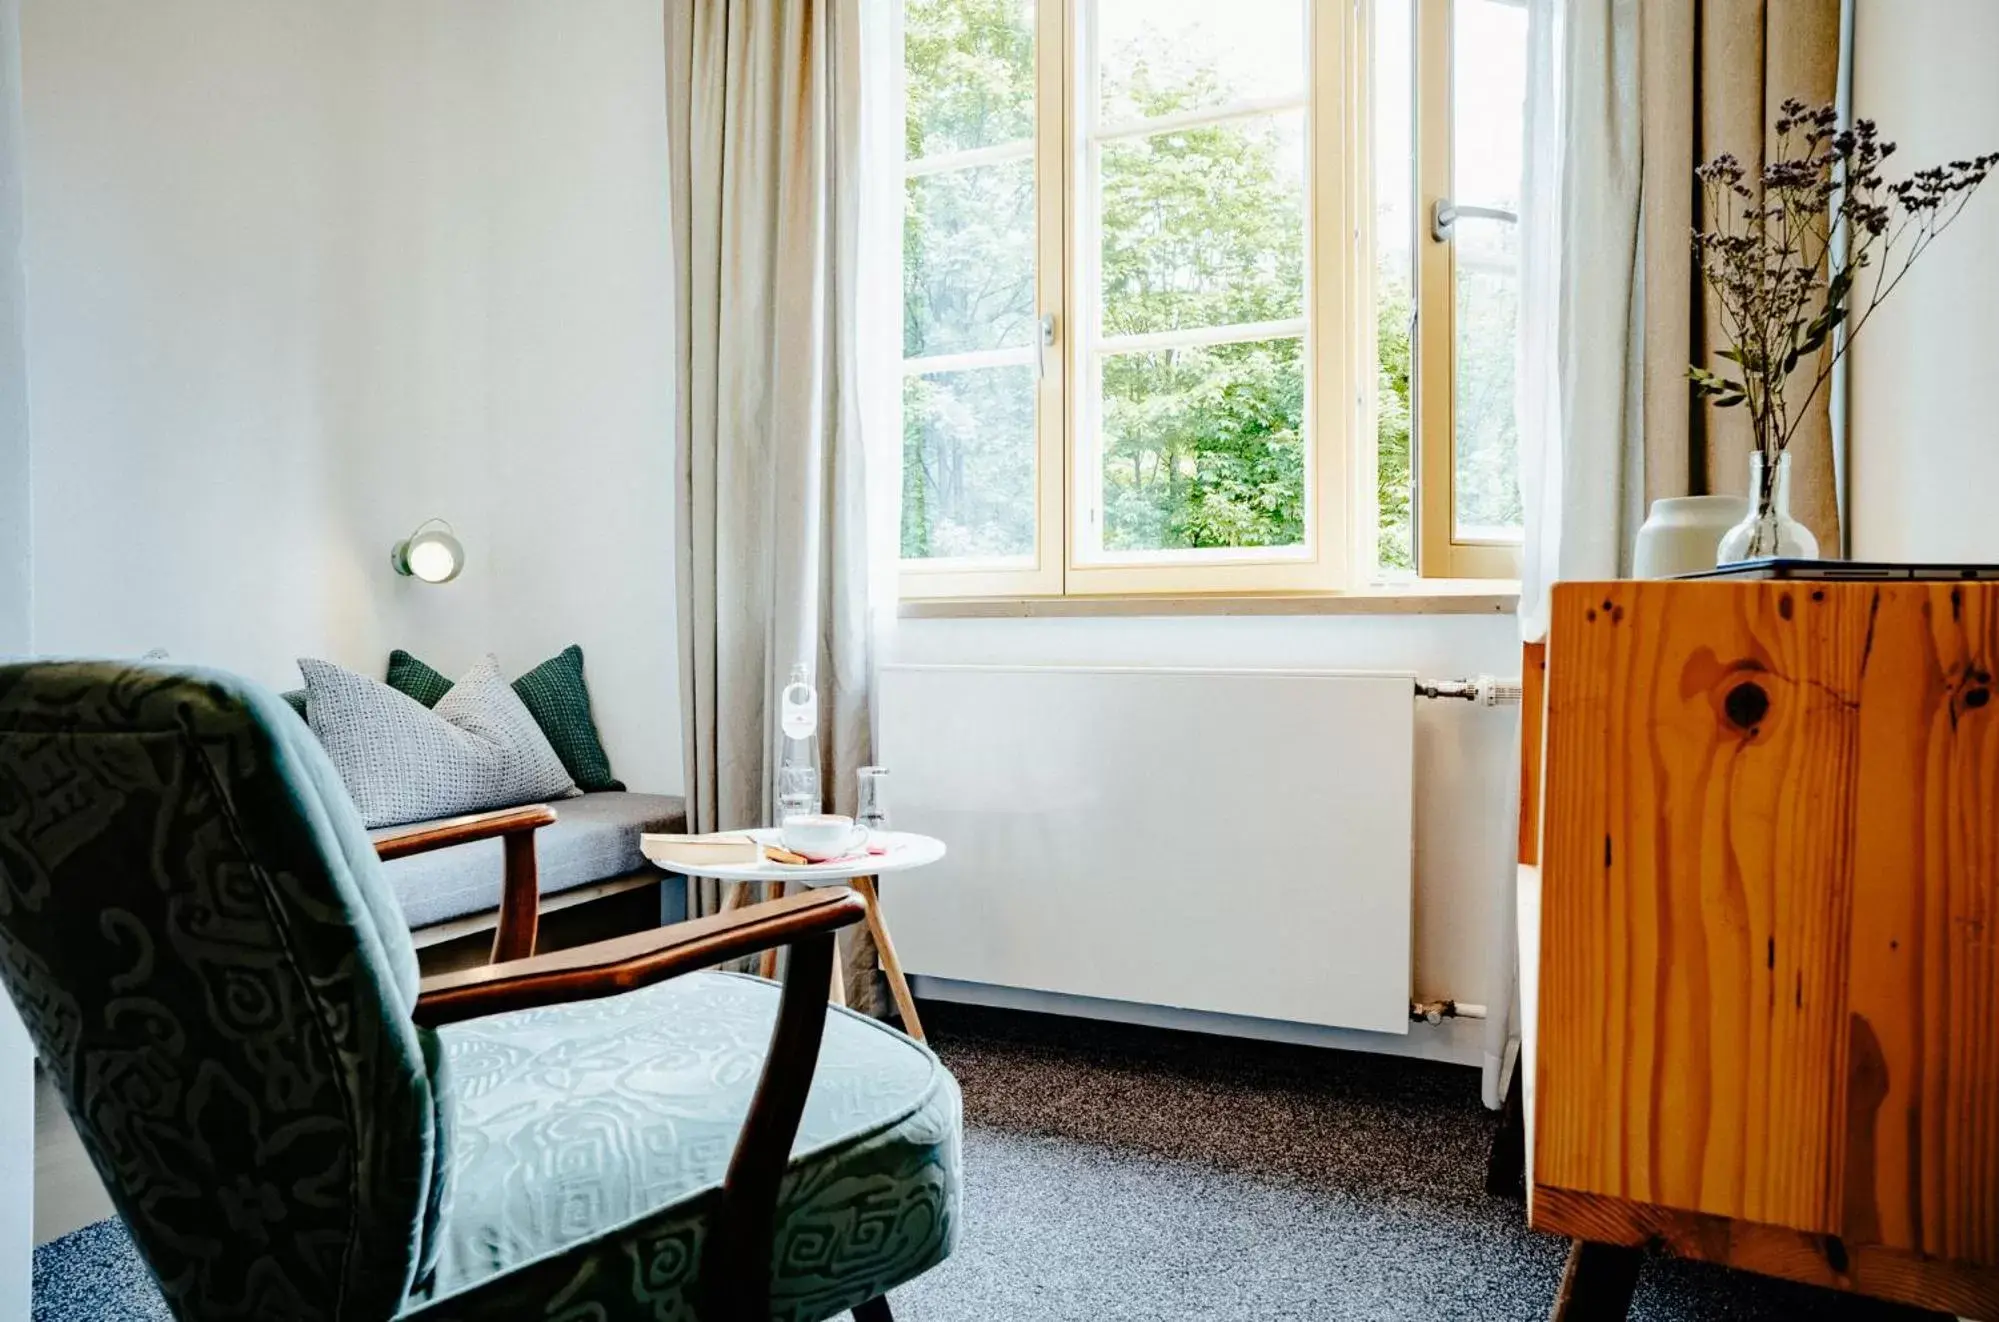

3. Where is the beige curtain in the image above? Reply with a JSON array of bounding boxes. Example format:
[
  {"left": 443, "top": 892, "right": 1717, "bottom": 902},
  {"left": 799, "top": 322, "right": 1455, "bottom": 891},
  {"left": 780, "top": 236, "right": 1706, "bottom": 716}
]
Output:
[
  {"left": 667, "top": 2, "right": 884, "bottom": 1007},
  {"left": 1637, "top": 0, "right": 1843, "bottom": 547}
]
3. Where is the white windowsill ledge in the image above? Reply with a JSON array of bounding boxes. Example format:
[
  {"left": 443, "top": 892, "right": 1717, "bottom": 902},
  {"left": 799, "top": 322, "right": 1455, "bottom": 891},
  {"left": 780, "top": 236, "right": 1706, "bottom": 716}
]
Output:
[{"left": 899, "top": 582, "right": 1520, "bottom": 620}]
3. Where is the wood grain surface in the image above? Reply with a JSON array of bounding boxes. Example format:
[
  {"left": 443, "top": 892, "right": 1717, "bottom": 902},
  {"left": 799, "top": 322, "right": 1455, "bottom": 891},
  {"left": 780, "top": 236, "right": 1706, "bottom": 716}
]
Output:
[
  {"left": 1532, "top": 1185, "right": 1999, "bottom": 1319},
  {"left": 1844, "top": 584, "right": 1999, "bottom": 1267},
  {"left": 1535, "top": 580, "right": 1998, "bottom": 1295},
  {"left": 1520, "top": 639, "right": 1547, "bottom": 868}
]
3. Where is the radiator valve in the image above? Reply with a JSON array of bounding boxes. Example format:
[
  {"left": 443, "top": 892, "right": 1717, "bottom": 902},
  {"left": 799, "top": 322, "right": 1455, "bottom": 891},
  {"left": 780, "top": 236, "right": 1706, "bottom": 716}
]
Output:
[{"left": 1414, "top": 675, "right": 1522, "bottom": 706}]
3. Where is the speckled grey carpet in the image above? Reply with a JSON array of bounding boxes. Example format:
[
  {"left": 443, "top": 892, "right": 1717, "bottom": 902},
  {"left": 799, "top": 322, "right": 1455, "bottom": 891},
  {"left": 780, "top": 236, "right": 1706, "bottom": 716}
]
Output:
[
  {"left": 33, "top": 1002, "right": 1947, "bottom": 1321},
  {"left": 895, "top": 1005, "right": 1948, "bottom": 1321}
]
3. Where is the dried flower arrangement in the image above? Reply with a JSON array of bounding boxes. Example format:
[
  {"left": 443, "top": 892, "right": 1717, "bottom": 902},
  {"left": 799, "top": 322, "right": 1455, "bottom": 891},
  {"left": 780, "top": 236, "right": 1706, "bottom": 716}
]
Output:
[{"left": 1689, "top": 99, "right": 1998, "bottom": 555}]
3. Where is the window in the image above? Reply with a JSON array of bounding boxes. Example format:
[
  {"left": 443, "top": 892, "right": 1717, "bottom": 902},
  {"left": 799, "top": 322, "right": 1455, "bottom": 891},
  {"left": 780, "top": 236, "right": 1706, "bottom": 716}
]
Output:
[
  {"left": 901, "top": 0, "right": 1525, "bottom": 597},
  {"left": 1411, "top": 0, "right": 1527, "bottom": 577}
]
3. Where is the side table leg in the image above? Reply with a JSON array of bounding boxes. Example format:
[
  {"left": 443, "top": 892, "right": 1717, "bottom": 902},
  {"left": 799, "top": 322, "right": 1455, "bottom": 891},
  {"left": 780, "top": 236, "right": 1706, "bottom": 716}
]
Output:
[
  {"left": 716, "top": 882, "right": 786, "bottom": 980},
  {"left": 829, "top": 928, "right": 848, "bottom": 1007},
  {"left": 759, "top": 880, "right": 784, "bottom": 979},
  {"left": 852, "top": 875, "right": 924, "bottom": 1042}
]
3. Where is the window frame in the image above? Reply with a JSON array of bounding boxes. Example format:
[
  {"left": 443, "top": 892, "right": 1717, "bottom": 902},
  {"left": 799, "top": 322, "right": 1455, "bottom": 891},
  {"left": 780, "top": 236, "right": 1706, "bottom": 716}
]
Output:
[
  {"left": 898, "top": 0, "right": 1515, "bottom": 601},
  {"left": 899, "top": 0, "right": 1069, "bottom": 600},
  {"left": 1412, "top": 0, "right": 1524, "bottom": 580},
  {"left": 1061, "top": 0, "right": 1356, "bottom": 597}
]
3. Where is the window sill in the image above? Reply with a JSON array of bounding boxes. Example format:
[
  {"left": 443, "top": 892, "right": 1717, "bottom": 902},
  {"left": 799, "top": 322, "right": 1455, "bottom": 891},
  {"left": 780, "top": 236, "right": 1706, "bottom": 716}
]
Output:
[{"left": 898, "top": 582, "right": 1520, "bottom": 620}]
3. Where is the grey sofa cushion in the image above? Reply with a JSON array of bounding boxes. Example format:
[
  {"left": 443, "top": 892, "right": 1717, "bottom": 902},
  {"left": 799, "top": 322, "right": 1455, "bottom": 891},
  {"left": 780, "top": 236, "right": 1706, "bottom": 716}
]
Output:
[
  {"left": 302, "top": 654, "right": 578, "bottom": 829},
  {"left": 377, "top": 791, "right": 687, "bottom": 929}
]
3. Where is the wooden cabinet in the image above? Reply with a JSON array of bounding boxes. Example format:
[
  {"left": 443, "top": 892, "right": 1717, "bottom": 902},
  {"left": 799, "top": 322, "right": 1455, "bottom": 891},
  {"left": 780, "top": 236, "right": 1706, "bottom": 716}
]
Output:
[{"left": 1532, "top": 580, "right": 1999, "bottom": 1318}]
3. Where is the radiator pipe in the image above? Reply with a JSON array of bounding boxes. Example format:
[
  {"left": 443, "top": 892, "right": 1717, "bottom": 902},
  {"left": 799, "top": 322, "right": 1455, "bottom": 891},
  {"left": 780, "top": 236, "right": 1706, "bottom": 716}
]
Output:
[
  {"left": 1409, "top": 998, "right": 1487, "bottom": 1024},
  {"left": 1410, "top": 675, "right": 1525, "bottom": 1111},
  {"left": 1481, "top": 870, "right": 1519, "bottom": 1113}
]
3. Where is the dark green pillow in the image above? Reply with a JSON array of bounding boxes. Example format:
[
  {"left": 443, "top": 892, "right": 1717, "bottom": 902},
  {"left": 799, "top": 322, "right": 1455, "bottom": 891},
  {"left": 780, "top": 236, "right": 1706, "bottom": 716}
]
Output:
[
  {"left": 280, "top": 688, "right": 310, "bottom": 722},
  {"left": 385, "top": 646, "right": 623, "bottom": 792},
  {"left": 384, "top": 650, "right": 454, "bottom": 707}
]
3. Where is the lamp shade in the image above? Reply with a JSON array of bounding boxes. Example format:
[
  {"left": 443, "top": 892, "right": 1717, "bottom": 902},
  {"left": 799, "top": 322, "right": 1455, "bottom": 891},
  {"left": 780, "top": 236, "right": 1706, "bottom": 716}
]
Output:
[{"left": 391, "top": 520, "right": 464, "bottom": 584}]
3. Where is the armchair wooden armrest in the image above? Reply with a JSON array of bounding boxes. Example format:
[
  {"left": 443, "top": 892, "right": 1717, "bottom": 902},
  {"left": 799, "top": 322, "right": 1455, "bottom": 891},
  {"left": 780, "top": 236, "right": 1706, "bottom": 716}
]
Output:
[
  {"left": 414, "top": 886, "right": 870, "bottom": 1321},
  {"left": 373, "top": 804, "right": 557, "bottom": 963},
  {"left": 412, "top": 886, "right": 864, "bottom": 1027}
]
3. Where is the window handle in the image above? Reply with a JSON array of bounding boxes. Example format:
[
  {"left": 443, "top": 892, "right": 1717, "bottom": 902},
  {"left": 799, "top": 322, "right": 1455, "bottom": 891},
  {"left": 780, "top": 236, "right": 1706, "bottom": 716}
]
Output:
[
  {"left": 1038, "top": 313, "right": 1057, "bottom": 380},
  {"left": 1431, "top": 199, "right": 1519, "bottom": 243}
]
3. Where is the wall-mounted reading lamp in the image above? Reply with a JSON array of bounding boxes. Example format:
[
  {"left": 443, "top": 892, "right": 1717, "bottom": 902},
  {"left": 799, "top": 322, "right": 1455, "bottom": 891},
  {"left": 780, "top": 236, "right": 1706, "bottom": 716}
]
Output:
[{"left": 390, "top": 518, "right": 465, "bottom": 584}]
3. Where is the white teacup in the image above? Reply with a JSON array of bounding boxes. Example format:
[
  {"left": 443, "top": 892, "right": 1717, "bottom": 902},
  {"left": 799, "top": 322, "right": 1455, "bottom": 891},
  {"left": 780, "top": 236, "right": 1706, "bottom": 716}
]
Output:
[{"left": 778, "top": 814, "right": 868, "bottom": 862}]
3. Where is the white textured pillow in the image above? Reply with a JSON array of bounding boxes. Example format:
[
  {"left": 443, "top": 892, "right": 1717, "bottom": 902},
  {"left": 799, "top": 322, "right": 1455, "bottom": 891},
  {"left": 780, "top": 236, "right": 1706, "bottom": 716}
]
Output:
[{"left": 300, "top": 654, "right": 578, "bottom": 829}]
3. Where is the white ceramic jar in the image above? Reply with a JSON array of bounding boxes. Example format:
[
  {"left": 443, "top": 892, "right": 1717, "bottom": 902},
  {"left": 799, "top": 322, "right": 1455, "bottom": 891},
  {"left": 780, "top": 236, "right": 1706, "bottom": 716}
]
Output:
[{"left": 1632, "top": 494, "right": 1751, "bottom": 578}]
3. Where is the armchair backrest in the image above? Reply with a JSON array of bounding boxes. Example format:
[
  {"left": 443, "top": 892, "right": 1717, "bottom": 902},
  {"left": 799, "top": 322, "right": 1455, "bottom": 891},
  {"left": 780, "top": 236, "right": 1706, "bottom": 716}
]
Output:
[{"left": 0, "top": 661, "right": 443, "bottom": 1321}]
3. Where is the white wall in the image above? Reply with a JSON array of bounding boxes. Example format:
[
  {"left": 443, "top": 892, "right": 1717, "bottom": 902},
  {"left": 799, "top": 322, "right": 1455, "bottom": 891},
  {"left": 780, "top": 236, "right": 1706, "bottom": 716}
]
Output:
[
  {"left": 1, "top": 1, "right": 38, "bottom": 1312},
  {"left": 1848, "top": 0, "right": 1999, "bottom": 559},
  {"left": 18, "top": 0, "right": 681, "bottom": 791},
  {"left": 0, "top": 0, "right": 26, "bottom": 657},
  {"left": 890, "top": 611, "right": 1523, "bottom": 1012}
]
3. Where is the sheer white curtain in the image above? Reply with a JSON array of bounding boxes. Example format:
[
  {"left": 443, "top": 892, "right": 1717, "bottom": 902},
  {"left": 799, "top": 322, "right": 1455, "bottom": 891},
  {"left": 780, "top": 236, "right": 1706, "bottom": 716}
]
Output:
[
  {"left": 1517, "top": 0, "right": 1845, "bottom": 638},
  {"left": 1516, "top": 0, "right": 1643, "bottom": 642},
  {"left": 855, "top": 0, "right": 904, "bottom": 705},
  {"left": 1496, "top": 0, "right": 1644, "bottom": 1110}
]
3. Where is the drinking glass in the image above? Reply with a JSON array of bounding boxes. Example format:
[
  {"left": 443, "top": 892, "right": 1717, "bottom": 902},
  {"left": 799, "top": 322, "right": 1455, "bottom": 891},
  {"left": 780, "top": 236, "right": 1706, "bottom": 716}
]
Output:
[{"left": 855, "top": 766, "right": 890, "bottom": 832}]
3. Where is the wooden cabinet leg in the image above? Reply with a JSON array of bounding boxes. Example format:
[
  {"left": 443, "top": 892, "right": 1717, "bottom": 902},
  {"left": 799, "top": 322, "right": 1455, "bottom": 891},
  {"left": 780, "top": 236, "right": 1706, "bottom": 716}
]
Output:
[
  {"left": 1549, "top": 1240, "right": 1642, "bottom": 1322},
  {"left": 1486, "top": 1062, "right": 1526, "bottom": 1199},
  {"left": 852, "top": 875, "right": 924, "bottom": 1041}
]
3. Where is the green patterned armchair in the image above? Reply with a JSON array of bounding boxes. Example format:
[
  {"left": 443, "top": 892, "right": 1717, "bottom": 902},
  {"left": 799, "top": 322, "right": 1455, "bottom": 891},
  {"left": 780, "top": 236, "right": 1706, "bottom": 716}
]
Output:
[{"left": 0, "top": 660, "right": 960, "bottom": 1322}]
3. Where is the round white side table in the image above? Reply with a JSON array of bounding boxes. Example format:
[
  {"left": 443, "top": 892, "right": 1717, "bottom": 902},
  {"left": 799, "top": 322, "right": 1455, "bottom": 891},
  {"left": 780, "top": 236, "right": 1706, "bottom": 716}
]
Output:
[{"left": 645, "top": 829, "right": 945, "bottom": 1041}]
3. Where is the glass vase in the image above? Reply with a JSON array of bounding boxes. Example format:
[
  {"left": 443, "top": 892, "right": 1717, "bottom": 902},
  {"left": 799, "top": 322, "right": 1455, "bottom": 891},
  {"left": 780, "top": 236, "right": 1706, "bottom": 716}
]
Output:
[{"left": 1716, "top": 451, "right": 1819, "bottom": 564}]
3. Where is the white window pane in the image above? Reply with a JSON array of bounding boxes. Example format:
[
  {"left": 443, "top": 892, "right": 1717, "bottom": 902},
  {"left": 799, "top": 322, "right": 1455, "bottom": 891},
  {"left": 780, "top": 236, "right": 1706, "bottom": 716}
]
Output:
[
  {"left": 905, "top": 160, "right": 1039, "bottom": 357},
  {"left": 905, "top": 0, "right": 1036, "bottom": 162},
  {"left": 1099, "top": 112, "right": 1306, "bottom": 338},
  {"left": 1451, "top": 0, "right": 1526, "bottom": 542},
  {"left": 1095, "top": 0, "right": 1306, "bottom": 125},
  {"left": 903, "top": 0, "right": 1042, "bottom": 570},
  {"left": 1451, "top": 0, "right": 1526, "bottom": 212},
  {"left": 1094, "top": 337, "right": 1306, "bottom": 557},
  {"left": 903, "top": 367, "right": 1039, "bottom": 562},
  {"left": 1453, "top": 220, "right": 1521, "bottom": 542},
  {"left": 1374, "top": 0, "right": 1415, "bottom": 573}
]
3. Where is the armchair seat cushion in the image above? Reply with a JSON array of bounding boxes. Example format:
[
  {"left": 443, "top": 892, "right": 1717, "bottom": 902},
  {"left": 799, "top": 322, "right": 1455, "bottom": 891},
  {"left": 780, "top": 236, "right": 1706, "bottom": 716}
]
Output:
[
  {"left": 377, "top": 791, "right": 687, "bottom": 929},
  {"left": 406, "top": 970, "right": 960, "bottom": 1322}
]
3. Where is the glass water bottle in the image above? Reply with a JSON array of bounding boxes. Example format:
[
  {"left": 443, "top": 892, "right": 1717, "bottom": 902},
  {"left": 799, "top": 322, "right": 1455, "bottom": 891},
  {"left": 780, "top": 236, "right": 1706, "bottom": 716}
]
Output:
[{"left": 776, "top": 663, "right": 820, "bottom": 826}]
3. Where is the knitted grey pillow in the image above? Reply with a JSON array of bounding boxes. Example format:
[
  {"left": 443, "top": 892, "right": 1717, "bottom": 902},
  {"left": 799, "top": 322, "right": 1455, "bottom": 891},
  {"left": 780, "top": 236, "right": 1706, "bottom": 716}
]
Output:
[{"left": 300, "top": 654, "right": 579, "bottom": 829}]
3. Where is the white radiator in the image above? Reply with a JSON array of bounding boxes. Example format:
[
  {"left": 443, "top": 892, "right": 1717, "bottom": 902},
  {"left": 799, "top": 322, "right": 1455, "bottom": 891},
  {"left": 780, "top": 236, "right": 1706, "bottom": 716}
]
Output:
[{"left": 876, "top": 664, "right": 1416, "bottom": 1035}]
